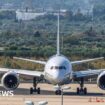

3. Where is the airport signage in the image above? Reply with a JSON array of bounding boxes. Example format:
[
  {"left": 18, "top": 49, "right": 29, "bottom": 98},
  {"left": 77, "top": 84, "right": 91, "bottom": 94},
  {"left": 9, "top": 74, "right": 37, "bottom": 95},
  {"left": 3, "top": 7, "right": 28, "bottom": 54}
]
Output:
[{"left": 0, "top": 90, "right": 14, "bottom": 96}]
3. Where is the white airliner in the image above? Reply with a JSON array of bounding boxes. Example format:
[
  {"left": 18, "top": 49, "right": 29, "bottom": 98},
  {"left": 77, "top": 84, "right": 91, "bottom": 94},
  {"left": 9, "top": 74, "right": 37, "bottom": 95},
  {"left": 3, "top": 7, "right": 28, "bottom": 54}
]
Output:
[{"left": 0, "top": 14, "right": 105, "bottom": 95}]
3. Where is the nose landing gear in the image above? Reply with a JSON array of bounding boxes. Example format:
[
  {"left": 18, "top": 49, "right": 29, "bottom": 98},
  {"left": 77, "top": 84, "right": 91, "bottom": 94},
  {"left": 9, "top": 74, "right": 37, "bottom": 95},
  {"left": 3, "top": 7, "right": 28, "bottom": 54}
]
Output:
[
  {"left": 54, "top": 85, "right": 62, "bottom": 95},
  {"left": 55, "top": 90, "right": 61, "bottom": 95}
]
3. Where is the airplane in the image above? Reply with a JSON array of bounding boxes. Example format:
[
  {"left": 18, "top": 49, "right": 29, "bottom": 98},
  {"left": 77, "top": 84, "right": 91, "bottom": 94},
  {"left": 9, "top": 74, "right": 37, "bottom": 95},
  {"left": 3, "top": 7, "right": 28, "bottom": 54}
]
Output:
[{"left": 0, "top": 14, "right": 105, "bottom": 95}]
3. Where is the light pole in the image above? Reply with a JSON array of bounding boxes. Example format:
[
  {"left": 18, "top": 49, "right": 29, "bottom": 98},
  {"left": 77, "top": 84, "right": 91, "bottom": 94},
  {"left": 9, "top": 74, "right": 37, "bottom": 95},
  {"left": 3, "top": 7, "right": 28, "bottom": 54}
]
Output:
[
  {"left": 61, "top": 86, "right": 70, "bottom": 105},
  {"left": 61, "top": 88, "right": 63, "bottom": 105}
]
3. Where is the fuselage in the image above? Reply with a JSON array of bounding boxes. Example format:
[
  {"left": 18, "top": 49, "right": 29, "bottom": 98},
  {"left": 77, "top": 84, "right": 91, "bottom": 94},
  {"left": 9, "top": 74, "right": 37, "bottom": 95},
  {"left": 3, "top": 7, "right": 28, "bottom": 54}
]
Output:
[{"left": 44, "top": 55, "right": 72, "bottom": 85}]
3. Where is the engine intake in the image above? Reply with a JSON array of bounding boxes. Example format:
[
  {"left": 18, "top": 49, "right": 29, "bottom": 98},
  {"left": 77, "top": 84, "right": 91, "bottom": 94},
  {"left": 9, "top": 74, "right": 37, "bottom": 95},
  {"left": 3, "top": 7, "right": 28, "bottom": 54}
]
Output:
[
  {"left": 97, "top": 71, "right": 105, "bottom": 90},
  {"left": 1, "top": 71, "right": 19, "bottom": 90}
]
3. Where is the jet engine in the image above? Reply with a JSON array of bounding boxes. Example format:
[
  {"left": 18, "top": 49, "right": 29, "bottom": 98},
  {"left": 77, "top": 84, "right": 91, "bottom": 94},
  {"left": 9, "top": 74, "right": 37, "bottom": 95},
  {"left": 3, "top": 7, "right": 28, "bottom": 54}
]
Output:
[
  {"left": 97, "top": 71, "right": 105, "bottom": 90},
  {"left": 1, "top": 71, "right": 19, "bottom": 90}
]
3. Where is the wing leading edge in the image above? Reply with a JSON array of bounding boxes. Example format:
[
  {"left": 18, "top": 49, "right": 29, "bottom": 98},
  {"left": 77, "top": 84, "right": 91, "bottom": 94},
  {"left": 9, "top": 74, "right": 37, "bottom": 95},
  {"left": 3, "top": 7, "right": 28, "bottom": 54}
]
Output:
[
  {"left": 71, "top": 57, "right": 104, "bottom": 65},
  {"left": 0, "top": 68, "right": 44, "bottom": 78},
  {"left": 13, "top": 57, "right": 46, "bottom": 65}
]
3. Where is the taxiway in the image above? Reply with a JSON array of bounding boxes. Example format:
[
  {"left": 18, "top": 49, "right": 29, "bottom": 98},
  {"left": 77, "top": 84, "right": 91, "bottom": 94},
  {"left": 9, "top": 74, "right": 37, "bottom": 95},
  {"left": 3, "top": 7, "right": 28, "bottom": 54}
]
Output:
[{"left": 0, "top": 83, "right": 105, "bottom": 105}]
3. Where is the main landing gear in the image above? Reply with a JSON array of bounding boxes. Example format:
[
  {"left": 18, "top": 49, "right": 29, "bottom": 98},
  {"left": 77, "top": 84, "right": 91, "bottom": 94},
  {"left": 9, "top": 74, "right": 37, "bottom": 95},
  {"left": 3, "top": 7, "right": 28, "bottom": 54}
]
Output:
[
  {"left": 77, "top": 78, "right": 87, "bottom": 95},
  {"left": 30, "top": 77, "right": 41, "bottom": 94}
]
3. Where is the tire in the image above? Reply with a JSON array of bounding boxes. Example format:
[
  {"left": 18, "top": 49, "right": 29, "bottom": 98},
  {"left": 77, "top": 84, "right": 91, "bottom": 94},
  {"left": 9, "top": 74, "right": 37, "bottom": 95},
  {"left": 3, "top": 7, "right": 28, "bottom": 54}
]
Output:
[
  {"left": 58, "top": 90, "right": 61, "bottom": 95},
  {"left": 37, "top": 88, "right": 40, "bottom": 94},
  {"left": 55, "top": 90, "right": 61, "bottom": 95},
  {"left": 77, "top": 88, "right": 80, "bottom": 95},
  {"left": 84, "top": 88, "right": 87, "bottom": 95},
  {"left": 55, "top": 90, "right": 58, "bottom": 95},
  {"left": 30, "top": 87, "right": 33, "bottom": 94}
]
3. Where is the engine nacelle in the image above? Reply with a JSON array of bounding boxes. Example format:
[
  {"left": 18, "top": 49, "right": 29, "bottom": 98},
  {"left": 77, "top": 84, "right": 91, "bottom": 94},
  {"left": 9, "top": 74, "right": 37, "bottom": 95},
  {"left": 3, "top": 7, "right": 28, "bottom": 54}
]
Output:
[
  {"left": 1, "top": 71, "right": 20, "bottom": 90},
  {"left": 97, "top": 71, "right": 105, "bottom": 90}
]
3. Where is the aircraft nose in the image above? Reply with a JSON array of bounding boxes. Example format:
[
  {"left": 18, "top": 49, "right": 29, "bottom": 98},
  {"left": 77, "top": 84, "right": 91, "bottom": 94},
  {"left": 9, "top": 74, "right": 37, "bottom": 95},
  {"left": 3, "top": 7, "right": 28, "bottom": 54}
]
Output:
[{"left": 53, "top": 71, "right": 64, "bottom": 83}]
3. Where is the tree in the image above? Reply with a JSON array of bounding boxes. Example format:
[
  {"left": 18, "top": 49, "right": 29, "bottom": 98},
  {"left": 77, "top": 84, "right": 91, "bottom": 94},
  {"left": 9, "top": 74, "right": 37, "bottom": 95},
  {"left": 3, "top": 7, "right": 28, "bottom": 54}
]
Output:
[
  {"left": 74, "top": 8, "right": 86, "bottom": 21},
  {"left": 65, "top": 10, "right": 73, "bottom": 20},
  {"left": 3, "top": 57, "right": 12, "bottom": 68},
  {"left": 34, "top": 31, "right": 41, "bottom": 37}
]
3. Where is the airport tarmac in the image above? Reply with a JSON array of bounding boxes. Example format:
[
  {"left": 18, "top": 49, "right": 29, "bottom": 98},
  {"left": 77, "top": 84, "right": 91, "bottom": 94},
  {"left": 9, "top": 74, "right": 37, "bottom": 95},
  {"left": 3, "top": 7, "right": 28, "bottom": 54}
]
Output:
[{"left": 0, "top": 83, "right": 105, "bottom": 105}]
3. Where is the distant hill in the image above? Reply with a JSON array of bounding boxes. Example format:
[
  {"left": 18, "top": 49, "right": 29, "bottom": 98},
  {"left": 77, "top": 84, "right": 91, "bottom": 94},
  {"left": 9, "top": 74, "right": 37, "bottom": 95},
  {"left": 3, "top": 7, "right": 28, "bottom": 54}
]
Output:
[{"left": 0, "top": 0, "right": 105, "bottom": 10}]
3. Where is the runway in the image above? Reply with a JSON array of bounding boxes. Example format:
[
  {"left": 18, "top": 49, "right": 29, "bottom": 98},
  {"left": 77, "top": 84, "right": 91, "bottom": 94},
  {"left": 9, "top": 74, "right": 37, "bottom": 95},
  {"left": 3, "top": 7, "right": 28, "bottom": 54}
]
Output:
[{"left": 0, "top": 83, "right": 105, "bottom": 105}]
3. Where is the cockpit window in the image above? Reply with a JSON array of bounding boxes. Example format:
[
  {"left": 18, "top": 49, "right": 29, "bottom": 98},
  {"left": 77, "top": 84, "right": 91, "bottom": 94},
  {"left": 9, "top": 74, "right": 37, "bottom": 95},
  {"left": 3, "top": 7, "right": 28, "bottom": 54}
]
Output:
[
  {"left": 51, "top": 66, "right": 53, "bottom": 69},
  {"left": 50, "top": 66, "right": 66, "bottom": 70}
]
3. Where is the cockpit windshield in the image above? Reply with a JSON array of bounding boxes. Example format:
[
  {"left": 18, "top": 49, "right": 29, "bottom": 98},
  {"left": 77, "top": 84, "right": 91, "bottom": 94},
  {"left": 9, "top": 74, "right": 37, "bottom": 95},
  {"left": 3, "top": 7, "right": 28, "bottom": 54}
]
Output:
[{"left": 50, "top": 66, "right": 66, "bottom": 70}]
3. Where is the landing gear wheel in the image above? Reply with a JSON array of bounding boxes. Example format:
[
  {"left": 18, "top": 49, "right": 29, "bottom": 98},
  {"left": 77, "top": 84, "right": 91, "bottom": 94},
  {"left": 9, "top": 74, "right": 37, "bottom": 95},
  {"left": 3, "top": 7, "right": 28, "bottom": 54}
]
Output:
[
  {"left": 30, "top": 77, "right": 41, "bottom": 94},
  {"left": 76, "top": 78, "right": 88, "bottom": 95},
  {"left": 37, "top": 88, "right": 40, "bottom": 94},
  {"left": 30, "top": 87, "right": 41, "bottom": 94},
  {"left": 30, "top": 87, "right": 33, "bottom": 94},
  {"left": 58, "top": 90, "right": 61, "bottom": 95},
  {"left": 84, "top": 88, "right": 87, "bottom": 95},
  {"left": 55, "top": 90, "right": 61, "bottom": 95},
  {"left": 55, "top": 90, "right": 58, "bottom": 95},
  {"left": 77, "top": 87, "right": 80, "bottom": 95},
  {"left": 76, "top": 87, "right": 87, "bottom": 95}
]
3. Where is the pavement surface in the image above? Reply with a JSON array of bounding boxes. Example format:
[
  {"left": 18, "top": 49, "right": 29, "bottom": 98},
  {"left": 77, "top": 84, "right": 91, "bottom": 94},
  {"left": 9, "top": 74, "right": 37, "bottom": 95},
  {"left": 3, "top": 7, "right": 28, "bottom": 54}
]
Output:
[{"left": 0, "top": 83, "right": 105, "bottom": 105}]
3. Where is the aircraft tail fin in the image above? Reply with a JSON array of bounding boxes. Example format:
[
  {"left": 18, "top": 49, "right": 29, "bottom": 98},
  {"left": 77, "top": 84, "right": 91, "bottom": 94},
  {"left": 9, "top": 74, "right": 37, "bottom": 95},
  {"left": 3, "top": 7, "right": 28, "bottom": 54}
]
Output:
[{"left": 56, "top": 12, "right": 60, "bottom": 55}]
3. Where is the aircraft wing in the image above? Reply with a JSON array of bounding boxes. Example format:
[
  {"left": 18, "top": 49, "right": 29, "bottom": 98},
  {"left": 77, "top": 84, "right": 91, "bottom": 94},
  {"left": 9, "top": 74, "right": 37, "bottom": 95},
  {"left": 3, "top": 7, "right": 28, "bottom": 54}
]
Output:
[
  {"left": 13, "top": 57, "right": 46, "bottom": 65},
  {"left": 73, "top": 69, "right": 105, "bottom": 78},
  {"left": 71, "top": 57, "right": 104, "bottom": 65},
  {"left": 0, "top": 68, "right": 44, "bottom": 78}
]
